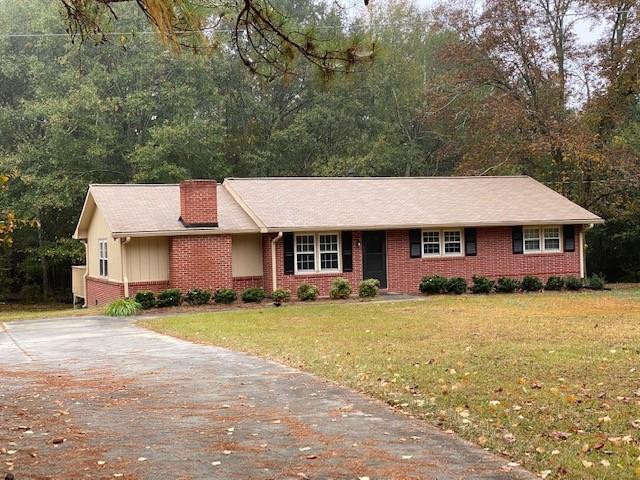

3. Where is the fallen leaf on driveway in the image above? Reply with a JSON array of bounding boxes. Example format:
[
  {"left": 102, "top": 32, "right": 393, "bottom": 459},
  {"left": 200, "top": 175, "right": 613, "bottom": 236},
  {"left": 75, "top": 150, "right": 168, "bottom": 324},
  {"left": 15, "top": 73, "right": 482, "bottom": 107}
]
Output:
[{"left": 299, "top": 447, "right": 311, "bottom": 452}]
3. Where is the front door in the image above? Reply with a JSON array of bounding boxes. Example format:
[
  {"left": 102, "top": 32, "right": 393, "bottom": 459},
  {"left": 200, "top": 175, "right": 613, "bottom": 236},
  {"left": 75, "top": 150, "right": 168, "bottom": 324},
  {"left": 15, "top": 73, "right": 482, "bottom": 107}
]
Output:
[{"left": 362, "top": 231, "right": 387, "bottom": 289}]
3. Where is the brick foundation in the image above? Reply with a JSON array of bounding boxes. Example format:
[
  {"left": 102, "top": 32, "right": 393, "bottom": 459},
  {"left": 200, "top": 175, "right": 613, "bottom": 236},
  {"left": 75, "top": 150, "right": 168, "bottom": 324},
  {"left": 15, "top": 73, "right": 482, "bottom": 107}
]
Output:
[
  {"left": 128, "top": 281, "right": 170, "bottom": 297},
  {"left": 232, "top": 276, "right": 264, "bottom": 291},
  {"left": 86, "top": 276, "right": 125, "bottom": 306}
]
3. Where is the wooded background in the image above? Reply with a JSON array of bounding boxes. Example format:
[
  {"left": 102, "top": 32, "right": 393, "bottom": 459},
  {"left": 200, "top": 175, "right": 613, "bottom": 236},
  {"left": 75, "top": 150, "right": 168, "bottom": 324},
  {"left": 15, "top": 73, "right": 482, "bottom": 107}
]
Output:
[{"left": 1, "top": 0, "right": 638, "bottom": 301}]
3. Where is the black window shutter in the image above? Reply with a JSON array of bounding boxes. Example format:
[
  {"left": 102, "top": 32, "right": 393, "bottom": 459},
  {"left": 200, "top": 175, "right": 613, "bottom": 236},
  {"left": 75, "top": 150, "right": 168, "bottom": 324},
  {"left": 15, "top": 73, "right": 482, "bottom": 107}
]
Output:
[
  {"left": 512, "top": 226, "right": 524, "bottom": 254},
  {"left": 563, "top": 225, "right": 576, "bottom": 252},
  {"left": 409, "top": 229, "right": 422, "bottom": 258},
  {"left": 283, "top": 232, "right": 294, "bottom": 275},
  {"left": 342, "top": 231, "right": 353, "bottom": 272},
  {"left": 464, "top": 228, "right": 477, "bottom": 256}
]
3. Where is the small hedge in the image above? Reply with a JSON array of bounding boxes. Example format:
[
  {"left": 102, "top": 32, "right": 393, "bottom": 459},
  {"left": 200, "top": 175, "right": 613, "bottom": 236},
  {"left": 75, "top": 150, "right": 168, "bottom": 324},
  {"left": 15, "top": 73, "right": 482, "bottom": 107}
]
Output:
[
  {"left": 521, "top": 276, "right": 543, "bottom": 292},
  {"left": 585, "top": 273, "right": 605, "bottom": 290},
  {"left": 419, "top": 275, "right": 447, "bottom": 295},
  {"left": 134, "top": 290, "right": 156, "bottom": 309},
  {"left": 471, "top": 275, "right": 494, "bottom": 294},
  {"left": 564, "top": 275, "right": 583, "bottom": 291},
  {"left": 495, "top": 277, "right": 519, "bottom": 293},
  {"left": 214, "top": 288, "right": 237, "bottom": 304},
  {"left": 297, "top": 283, "right": 319, "bottom": 301},
  {"left": 359, "top": 278, "right": 380, "bottom": 298},
  {"left": 185, "top": 288, "right": 211, "bottom": 305},
  {"left": 330, "top": 277, "right": 352, "bottom": 299},
  {"left": 242, "top": 287, "right": 266, "bottom": 303},
  {"left": 445, "top": 277, "right": 467, "bottom": 295},
  {"left": 105, "top": 298, "right": 142, "bottom": 317},
  {"left": 271, "top": 288, "right": 291, "bottom": 303},
  {"left": 157, "top": 288, "right": 182, "bottom": 307},
  {"left": 545, "top": 276, "right": 565, "bottom": 291}
]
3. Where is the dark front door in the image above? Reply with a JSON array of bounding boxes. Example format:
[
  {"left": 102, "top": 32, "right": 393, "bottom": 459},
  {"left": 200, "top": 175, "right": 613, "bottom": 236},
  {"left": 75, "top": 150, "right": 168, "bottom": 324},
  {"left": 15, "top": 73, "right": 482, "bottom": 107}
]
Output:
[{"left": 362, "top": 231, "right": 387, "bottom": 289}]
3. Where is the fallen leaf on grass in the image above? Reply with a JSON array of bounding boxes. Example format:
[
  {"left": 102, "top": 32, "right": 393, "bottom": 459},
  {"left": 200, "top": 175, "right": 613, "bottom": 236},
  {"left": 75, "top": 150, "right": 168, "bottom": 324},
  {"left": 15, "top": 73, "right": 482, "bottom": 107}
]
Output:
[
  {"left": 550, "top": 431, "right": 571, "bottom": 440},
  {"left": 582, "top": 460, "right": 594, "bottom": 468},
  {"left": 540, "top": 470, "right": 552, "bottom": 479},
  {"left": 631, "top": 419, "right": 640, "bottom": 429},
  {"left": 503, "top": 433, "right": 516, "bottom": 444},
  {"left": 601, "top": 459, "right": 610, "bottom": 467}
]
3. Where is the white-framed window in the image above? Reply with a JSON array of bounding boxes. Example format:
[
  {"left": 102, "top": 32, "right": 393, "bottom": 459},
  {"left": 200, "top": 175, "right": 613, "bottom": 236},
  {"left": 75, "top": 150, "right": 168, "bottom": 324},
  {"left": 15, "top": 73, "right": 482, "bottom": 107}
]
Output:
[
  {"left": 295, "top": 232, "right": 341, "bottom": 273},
  {"left": 98, "top": 239, "right": 108, "bottom": 277},
  {"left": 422, "top": 229, "right": 464, "bottom": 257},
  {"left": 523, "top": 226, "right": 562, "bottom": 253}
]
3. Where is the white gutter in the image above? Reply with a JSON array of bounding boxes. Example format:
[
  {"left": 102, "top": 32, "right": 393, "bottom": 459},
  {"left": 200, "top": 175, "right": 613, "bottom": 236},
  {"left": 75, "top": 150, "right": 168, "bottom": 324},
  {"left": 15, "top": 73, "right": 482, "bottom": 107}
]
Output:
[
  {"left": 82, "top": 241, "right": 88, "bottom": 308},
  {"left": 271, "top": 232, "right": 283, "bottom": 291},
  {"left": 121, "top": 237, "right": 132, "bottom": 297}
]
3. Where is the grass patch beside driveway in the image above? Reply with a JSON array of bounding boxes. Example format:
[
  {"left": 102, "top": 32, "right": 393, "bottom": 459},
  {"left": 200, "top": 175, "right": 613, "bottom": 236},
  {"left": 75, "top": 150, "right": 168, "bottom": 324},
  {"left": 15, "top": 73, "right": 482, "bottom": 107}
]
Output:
[
  {"left": 141, "top": 291, "right": 640, "bottom": 479},
  {"left": 0, "top": 303, "right": 102, "bottom": 322}
]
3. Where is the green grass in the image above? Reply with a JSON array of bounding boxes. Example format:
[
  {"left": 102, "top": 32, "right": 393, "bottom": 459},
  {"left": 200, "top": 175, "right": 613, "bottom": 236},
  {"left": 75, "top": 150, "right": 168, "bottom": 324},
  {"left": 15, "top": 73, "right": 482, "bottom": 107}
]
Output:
[
  {"left": 142, "top": 290, "right": 640, "bottom": 479},
  {"left": 0, "top": 303, "right": 101, "bottom": 322}
]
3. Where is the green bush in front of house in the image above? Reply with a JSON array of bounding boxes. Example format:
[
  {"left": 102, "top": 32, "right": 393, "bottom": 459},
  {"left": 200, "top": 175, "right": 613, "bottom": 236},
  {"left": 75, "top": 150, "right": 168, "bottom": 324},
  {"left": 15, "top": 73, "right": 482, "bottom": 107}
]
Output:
[
  {"left": 214, "top": 288, "right": 237, "bottom": 304},
  {"left": 271, "top": 288, "right": 291, "bottom": 303},
  {"left": 297, "top": 283, "right": 319, "bottom": 301},
  {"left": 471, "top": 275, "right": 494, "bottom": 294},
  {"left": 585, "top": 273, "right": 606, "bottom": 290},
  {"left": 330, "top": 277, "right": 352, "bottom": 299},
  {"left": 545, "top": 276, "right": 565, "bottom": 291},
  {"left": 134, "top": 290, "right": 156, "bottom": 309},
  {"left": 156, "top": 288, "right": 183, "bottom": 307},
  {"left": 564, "top": 275, "right": 583, "bottom": 291},
  {"left": 359, "top": 278, "right": 380, "bottom": 298},
  {"left": 185, "top": 288, "right": 212, "bottom": 305},
  {"left": 242, "top": 287, "right": 266, "bottom": 303},
  {"left": 521, "top": 276, "right": 543, "bottom": 292},
  {"left": 445, "top": 277, "right": 467, "bottom": 295},
  {"left": 105, "top": 298, "right": 142, "bottom": 317},
  {"left": 495, "top": 277, "right": 519, "bottom": 293},
  {"left": 419, "top": 275, "right": 447, "bottom": 295}
]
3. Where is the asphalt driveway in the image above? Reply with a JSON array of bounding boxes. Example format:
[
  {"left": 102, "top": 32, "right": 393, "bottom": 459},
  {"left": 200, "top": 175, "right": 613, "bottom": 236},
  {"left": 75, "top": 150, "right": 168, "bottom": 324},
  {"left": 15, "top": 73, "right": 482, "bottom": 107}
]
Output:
[{"left": 0, "top": 316, "right": 533, "bottom": 480}]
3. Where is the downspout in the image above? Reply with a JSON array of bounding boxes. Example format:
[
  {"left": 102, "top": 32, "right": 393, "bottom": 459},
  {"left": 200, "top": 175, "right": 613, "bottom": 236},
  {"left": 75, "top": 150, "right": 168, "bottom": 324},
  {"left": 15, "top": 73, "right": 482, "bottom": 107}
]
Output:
[
  {"left": 121, "top": 237, "right": 132, "bottom": 297},
  {"left": 580, "top": 224, "right": 594, "bottom": 279},
  {"left": 82, "top": 241, "right": 88, "bottom": 308},
  {"left": 271, "top": 232, "right": 283, "bottom": 291}
]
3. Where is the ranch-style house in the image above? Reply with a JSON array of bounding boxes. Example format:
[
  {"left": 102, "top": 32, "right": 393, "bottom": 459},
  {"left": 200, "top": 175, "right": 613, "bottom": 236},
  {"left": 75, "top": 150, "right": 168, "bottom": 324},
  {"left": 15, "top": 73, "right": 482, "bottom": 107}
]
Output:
[{"left": 72, "top": 176, "right": 603, "bottom": 306}]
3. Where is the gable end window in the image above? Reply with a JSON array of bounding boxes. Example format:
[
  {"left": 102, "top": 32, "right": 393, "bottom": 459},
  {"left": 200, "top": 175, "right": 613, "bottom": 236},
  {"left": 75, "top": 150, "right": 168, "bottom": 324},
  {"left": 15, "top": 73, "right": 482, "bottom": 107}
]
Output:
[
  {"left": 523, "top": 226, "right": 562, "bottom": 253},
  {"left": 422, "top": 229, "right": 464, "bottom": 257},
  {"left": 295, "top": 233, "right": 340, "bottom": 273},
  {"left": 98, "top": 239, "right": 108, "bottom": 277}
]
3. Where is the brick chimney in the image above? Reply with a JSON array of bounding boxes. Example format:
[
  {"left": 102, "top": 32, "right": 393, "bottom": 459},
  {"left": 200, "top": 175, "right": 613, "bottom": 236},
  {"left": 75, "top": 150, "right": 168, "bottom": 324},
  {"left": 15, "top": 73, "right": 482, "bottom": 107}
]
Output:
[{"left": 179, "top": 180, "right": 218, "bottom": 227}]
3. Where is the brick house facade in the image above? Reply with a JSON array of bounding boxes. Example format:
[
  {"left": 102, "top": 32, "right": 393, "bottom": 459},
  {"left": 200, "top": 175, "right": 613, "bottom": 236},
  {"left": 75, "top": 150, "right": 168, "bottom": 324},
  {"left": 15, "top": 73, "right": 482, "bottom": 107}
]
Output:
[{"left": 73, "top": 177, "right": 602, "bottom": 306}]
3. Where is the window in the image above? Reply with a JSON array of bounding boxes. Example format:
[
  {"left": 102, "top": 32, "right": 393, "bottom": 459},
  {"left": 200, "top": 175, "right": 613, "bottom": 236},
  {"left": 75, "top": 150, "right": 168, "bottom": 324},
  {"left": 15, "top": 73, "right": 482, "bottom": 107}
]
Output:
[
  {"left": 423, "top": 231, "right": 440, "bottom": 256},
  {"left": 523, "top": 226, "right": 562, "bottom": 253},
  {"left": 295, "top": 233, "right": 340, "bottom": 273},
  {"left": 98, "top": 239, "right": 108, "bottom": 277},
  {"left": 524, "top": 227, "right": 541, "bottom": 252},
  {"left": 422, "top": 229, "right": 463, "bottom": 257}
]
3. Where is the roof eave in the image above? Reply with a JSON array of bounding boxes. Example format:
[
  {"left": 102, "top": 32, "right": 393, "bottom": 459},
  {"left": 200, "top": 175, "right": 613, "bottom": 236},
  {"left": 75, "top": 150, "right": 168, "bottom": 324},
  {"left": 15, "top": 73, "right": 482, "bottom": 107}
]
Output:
[{"left": 111, "top": 227, "right": 262, "bottom": 238}]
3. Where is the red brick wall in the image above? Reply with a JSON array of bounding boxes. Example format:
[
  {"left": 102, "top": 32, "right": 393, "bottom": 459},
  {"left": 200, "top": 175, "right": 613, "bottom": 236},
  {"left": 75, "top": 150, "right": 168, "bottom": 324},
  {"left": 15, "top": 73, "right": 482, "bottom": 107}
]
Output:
[
  {"left": 267, "top": 231, "right": 363, "bottom": 297},
  {"left": 387, "top": 226, "right": 582, "bottom": 294},
  {"left": 86, "top": 276, "right": 124, "bottom": 306},
  {"left": 232, "top": 276, "right": 264, "bottom": 291},
  {"left": 128, "top": 281, "right": 170, "bottom": 297},
  {"left": 179, "top": 180, "right": 217, "bottom": 226},
  {"left": 169, "top": 235, "right": 233, "bottom": 292}
]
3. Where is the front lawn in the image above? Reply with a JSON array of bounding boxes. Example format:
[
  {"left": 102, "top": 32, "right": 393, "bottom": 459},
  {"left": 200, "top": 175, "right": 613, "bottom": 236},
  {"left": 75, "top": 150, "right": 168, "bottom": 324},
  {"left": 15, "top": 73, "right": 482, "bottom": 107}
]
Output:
[
  {"left": 0, "top": 303, "right": 101, "bottom": 322},
  {"left": 141, "top": 290, "right": 640, "bottom": 479}
]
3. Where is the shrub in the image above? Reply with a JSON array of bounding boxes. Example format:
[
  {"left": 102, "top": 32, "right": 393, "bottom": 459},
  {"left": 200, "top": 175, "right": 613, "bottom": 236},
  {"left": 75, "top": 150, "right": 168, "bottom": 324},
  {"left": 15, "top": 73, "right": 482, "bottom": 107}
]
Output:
[
  {"left": 271, "top": 288, "right": 291, "bottom": 303},
  {"left": 521, "top": 276, "right": 543, "bottom": 292},
  {"left": 471, "top": 275, "right": 494, "bottom": 294},
  {"left": 419, "top": 275, "right": 447, "bottom": 295},
  {"left": 329, "top": 277, "right": 352, "bottom": 299},
  {"left": 585, "top": 273, "right": 606, "bottom": 290},
  {"left": 445, "top": 277, "right": 467, "bottom": 295},
  {"left": 495, "top": 277, "right": 519, "bottom": 293},
  {"left": 105, "top": 298, "right": 142, "bottom": 317},
  {"left": 19, "top": 284, "right": 42, "bottom": 302},
  {"left": 359, "top": 278, "right": 380, "bottom": 298},
  {"left": 564, "top": 275, "right": 583, "bottom": 291},
  {"left": 156, "top": 288, "right": 182, "bottom": 307},
  {"left": 545, "top": 276, "right": 565, "bottom": 291},
  {"left": 242, "top": 287, "right": 266, "bottom": 303},
  {"left": 185, "top": 288, "right": 211, "bottom": 305},
  {"left": 134, "top": 290, "right": 156, "bottom": 309},
  {"left": 214, "top": 288, "right": 237, "bottom": 304},
  {"left": 297, "top": 283, "right": 319, "bottom": 301}
]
